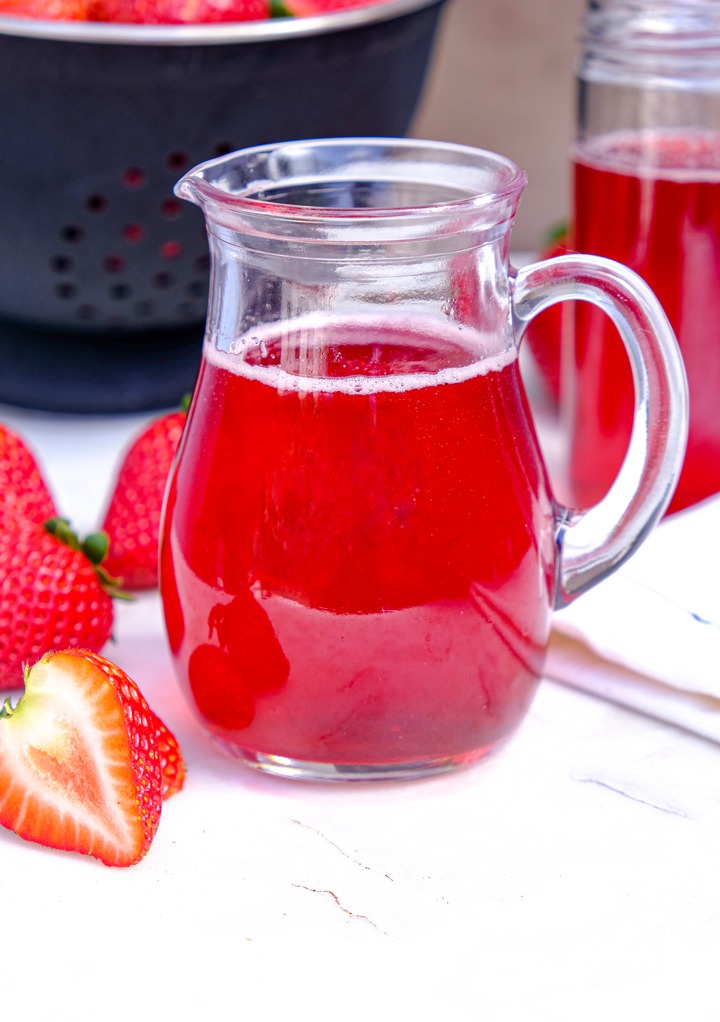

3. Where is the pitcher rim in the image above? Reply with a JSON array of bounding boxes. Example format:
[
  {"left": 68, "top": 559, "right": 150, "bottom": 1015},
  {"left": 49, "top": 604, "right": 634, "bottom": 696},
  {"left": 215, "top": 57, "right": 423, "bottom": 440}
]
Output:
[{"left": 175, "top": 137, "right": 528, "bottom": 224}]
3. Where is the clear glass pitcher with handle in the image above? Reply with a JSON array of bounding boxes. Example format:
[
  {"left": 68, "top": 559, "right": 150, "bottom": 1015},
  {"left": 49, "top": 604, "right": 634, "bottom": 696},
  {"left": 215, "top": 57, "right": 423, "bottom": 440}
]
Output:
[{"left": 160, "top": 137, "right": 687, "bottom": 781}]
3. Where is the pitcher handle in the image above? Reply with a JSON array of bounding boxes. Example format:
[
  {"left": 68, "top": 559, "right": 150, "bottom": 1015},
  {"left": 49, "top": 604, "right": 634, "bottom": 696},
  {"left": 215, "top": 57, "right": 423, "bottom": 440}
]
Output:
[{"left": 512, "top": 253, "right": 688, "bottom": 609}]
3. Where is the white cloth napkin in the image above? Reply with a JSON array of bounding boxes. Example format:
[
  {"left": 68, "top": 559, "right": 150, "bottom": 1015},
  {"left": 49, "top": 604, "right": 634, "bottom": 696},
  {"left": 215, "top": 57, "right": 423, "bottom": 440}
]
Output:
[{"left": 545, "top": 493, "right": 720, "bottom": 742}]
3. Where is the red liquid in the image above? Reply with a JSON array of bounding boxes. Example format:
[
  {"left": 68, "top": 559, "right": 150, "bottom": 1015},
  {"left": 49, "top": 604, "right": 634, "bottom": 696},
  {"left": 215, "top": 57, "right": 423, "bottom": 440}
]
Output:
[
  {"left": 570, "top": 130, "right": 720, "bottom": 513},
  {"left": 161, "top": 317, "right": 556, "bottom": 771}
]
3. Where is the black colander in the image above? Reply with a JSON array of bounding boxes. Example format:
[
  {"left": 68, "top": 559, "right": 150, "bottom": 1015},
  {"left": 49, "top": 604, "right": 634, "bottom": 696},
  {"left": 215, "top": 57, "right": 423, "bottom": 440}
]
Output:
[{"left": 0, "top": 0, "right": 447, "bottom": 412}]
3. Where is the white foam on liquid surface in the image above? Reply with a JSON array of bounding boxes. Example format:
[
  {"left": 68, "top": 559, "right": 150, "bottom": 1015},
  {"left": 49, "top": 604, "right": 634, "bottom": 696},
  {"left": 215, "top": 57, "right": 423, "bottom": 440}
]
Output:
[
  {"left": 204, "top": 313, "right": 517, "bottom": 395},
  {"left": 575, "top": 128, "right": 720, "bottom": 182}
]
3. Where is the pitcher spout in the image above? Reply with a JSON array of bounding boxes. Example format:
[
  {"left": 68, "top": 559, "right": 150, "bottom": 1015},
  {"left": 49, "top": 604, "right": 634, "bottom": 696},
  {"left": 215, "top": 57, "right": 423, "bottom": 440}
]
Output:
[{"left": 174, "top": 166, "right": 205, "bottom": 208}]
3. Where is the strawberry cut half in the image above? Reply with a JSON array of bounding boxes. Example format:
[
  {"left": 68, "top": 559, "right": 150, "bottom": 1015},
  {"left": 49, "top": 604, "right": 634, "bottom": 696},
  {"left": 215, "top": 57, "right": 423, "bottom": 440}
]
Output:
[
  {"left": 154, "top": 714, "right": 185, "bottom": 799},
  {"left": 0, "top": 649, "right": 169, "bottom": 867}
]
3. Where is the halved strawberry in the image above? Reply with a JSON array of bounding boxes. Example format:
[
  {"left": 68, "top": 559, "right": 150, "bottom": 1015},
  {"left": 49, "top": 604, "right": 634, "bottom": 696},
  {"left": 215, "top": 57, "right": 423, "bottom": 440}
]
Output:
[
  {"left": 0, "top": 421, "right": 57, "bottom": 525},
  {"left": 0, "top": 649, "right": 167, "bottom": 866},
  {"left": 155, "top": 713, "right": 185, "bottom": 798}
]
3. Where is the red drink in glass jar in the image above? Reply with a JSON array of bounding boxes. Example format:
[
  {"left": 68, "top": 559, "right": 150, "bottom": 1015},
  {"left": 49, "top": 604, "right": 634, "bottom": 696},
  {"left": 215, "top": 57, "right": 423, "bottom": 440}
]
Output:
[
  {"left": 569, "top": 129, "right": 720, "bottom": 513},
  {"left": 161, "top": 316, "right": 556, "bottom": 771}
]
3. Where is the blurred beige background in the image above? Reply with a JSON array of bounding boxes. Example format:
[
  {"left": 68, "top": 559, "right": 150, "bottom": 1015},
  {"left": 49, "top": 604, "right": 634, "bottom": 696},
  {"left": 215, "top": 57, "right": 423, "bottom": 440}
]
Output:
[{"left": 412, "top": 0, "right": 586, "bottom": 250}]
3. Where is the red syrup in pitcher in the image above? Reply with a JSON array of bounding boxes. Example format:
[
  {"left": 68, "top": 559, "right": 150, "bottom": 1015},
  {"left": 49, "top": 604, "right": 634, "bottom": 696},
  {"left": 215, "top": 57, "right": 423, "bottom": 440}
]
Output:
[{"left": 161, "top": 315, "right": 556, "bottom": 769}]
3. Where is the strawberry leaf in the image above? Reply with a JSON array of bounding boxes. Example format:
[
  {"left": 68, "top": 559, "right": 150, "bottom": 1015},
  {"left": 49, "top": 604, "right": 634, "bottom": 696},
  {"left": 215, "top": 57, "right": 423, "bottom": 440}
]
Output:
[
  {"left": 543, "top": 220, "right": 569, "bottom": 247},
  {"left": 43, "top": 518, "right": 133, "bottom": 602},
  {"left": 95, "top": 566, "right": 135, "bottom": 602},
  {"left": 81, "top": 531, "right": 109, "bottom": 566},
  {"left": 43, "top": 517, "right": 80, "bottom": 551}
]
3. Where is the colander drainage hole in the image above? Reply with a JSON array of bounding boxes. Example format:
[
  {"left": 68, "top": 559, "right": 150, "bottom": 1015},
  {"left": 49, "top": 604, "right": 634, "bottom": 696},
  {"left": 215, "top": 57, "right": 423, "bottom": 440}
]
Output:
[
  {"left": 123, "top": 168, "right": 147, "bottom": 189},
  {"left": 55, "top": 283, "right": 77, "bottom": 300},
  {"left": 123, "top": 224, "right": 144, "bottom": 244},
  {"left": 104, "top": 255, "right": 126, "bottom": 273},
  {"left": 60, "top": 225, "right": 84, "bottom": 244},
  {"left": 161, "top": 241, "right": 183, "bottom": 259},
  {"left": 153, "top": 272, "right": 175, "bottom": 290},
  {"left": 161, "top": 198, "right": 182, "bottom": 219},
  {"left": 86, "top": 194, "right": 109, "bottom": 215},
  {"left": 166, "top": 150, "right": 190, "bottom": 173},
  {"left": 51, "top": 255, "right": 74, "bottom": 273}
]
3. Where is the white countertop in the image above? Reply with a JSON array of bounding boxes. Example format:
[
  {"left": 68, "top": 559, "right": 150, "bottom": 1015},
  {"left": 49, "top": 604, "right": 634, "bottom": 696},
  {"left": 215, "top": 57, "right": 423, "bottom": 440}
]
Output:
[{"left": 2, "top": 401, "right": 719, "bottom": 1022}]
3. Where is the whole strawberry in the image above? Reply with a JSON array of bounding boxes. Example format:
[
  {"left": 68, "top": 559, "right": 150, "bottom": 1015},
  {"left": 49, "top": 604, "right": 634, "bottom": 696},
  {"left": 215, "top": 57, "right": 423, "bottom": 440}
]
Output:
[
  {"left": 101, "top": 400, "right": 188, "bottom": 590},
  {"left": 0, "top": 0, "right": 90, "bottom": 18},
  {"left": 524, "top": 222, "right": 572, "bottom": 407},
  {"left": 0, "top": 512, "right": 120, "bottom": 690},
  {"left": 0, "top": 649, "right": 172, "bottom": 866},
  {"left": 93, "top": 0, "right": 268, "bottom": 22},
  {"left": 0, "top": 421, "right": 57, "bottom": 525},
  {"left": 164, "top": 0, "right": 268, "bottom": 21},
  {"left": 278, "top": 0, "right": 387, "bottom": 14}
]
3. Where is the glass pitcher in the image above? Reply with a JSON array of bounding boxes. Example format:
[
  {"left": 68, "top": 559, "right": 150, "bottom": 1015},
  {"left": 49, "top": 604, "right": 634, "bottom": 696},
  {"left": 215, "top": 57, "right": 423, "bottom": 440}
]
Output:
[{"left": 160, "top": 137, "right": 687, "bottom": 781}]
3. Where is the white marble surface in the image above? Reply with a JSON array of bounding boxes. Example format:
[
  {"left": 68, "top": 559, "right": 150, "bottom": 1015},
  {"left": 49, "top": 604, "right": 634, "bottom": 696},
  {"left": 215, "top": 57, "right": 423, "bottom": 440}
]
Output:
[{"left": 2, "top": 402, "right": 720, "bottom": 1021}]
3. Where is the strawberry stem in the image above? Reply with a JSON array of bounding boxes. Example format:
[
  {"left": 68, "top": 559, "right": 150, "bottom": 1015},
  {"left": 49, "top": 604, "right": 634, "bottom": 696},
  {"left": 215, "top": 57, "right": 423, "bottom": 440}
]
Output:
[
  {"left": 0, "top": 696, "right": 15, "bottom": 719},
  {"left": 95, "top": 567, "right": 135, "bottom": 602},
  {"left": 44, "top": 517, "right": 81, "bottom": 551},
  {"left": 42, "top": 518, "right": 133, "bottom": 602}
]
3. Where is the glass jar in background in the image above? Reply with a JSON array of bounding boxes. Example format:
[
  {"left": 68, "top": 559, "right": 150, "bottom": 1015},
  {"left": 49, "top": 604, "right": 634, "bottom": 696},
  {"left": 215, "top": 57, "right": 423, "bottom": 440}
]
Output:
[{"left": 567, "top": 0, "right": 720, "bottom": 514}]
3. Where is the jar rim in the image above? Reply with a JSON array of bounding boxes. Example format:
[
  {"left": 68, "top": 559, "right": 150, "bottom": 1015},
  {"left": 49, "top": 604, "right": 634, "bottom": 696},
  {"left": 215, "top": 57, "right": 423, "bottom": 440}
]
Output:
[{"left": 583, "top": 3, "right": 720, "bottom": 56}]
